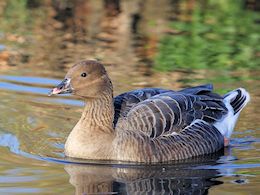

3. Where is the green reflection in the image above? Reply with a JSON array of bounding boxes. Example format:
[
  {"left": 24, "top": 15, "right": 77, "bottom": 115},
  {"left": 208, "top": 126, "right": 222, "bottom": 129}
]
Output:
[
  {"left": 155, "top": 0, "right": 260, "bottom": 71},
  {"left": 1, "top": 0, "right": 29, "bottom": 33}
]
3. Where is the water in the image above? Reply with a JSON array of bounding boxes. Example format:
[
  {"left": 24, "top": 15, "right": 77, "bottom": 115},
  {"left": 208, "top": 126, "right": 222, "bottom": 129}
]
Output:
[{"left": 0, "top": 0, "right": 260, "bottom": 194}]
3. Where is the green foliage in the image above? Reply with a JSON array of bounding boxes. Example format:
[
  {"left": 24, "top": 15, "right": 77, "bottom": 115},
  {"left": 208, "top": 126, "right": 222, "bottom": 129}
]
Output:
[
  {"left": 1, "top": 0, "right": 29, "bottom": 32},
  {"left": 154, "top": 0, "right": 260, "bottom": 71},
  {"left": 0, "top": 0, "right": 45, "bottom": 36}
]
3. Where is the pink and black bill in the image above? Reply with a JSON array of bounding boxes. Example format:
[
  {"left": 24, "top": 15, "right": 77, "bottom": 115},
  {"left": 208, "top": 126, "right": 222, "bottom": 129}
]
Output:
[{"left": 49, "top": 78, "right": 73, "bottom": 96}]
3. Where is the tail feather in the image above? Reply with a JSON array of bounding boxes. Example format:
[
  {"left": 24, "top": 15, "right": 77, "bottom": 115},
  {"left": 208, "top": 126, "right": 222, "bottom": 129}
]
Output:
[
  {"left": 225, "top": 88, "right": 250, "bottom": 115},
  {"left": 213, "top": 88, "right": 250, "bottom": 138}
]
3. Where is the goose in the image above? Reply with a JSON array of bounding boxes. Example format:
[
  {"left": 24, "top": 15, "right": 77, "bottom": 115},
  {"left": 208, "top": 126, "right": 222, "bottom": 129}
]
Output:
[{"left": 49, "top": 60, "right": 250, "bottom": 163}]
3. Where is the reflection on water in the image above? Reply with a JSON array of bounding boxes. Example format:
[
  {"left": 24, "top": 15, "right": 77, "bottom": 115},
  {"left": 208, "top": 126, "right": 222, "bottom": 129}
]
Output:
[
  {"left": 0, "top": 0, "right": 259, "bottom": 194},
  {"left": 65, "top": 153, "right": 224, "bottom": 195}
]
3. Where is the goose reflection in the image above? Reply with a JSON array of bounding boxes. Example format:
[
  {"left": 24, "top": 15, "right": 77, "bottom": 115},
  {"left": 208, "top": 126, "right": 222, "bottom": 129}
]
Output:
[{"left": 64, "top": 150, "right": 224, "bottom": 195}]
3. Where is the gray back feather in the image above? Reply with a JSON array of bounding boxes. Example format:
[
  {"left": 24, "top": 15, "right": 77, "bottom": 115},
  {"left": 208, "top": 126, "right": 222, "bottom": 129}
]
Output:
[{"left": 115, "top": 85, "right": 227, "bottom": 137}]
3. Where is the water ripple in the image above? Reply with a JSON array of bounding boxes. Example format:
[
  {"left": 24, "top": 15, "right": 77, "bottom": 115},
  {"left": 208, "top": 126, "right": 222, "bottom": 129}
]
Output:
[{"left": 0, "top": 75, "right": 60, "bottom": 86}]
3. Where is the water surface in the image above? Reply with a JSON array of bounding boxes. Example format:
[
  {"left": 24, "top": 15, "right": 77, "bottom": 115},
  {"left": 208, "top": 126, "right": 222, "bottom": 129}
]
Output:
[{"left": 0, "top": 0, "right": 259, "bottom": 194}]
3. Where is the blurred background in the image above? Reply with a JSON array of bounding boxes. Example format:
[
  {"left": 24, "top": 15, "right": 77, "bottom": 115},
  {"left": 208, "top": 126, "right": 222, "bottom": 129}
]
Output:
[
  {"left": 0, "top": 0, "right": 259, "bottom": 194},
  {"left": 0, "top": 0, "right": 259, "bottom": 77}
]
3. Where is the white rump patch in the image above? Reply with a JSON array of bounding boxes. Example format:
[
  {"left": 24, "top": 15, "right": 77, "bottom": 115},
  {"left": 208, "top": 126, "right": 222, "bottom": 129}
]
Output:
[{"left": 213, "top": 88, "right": 250, "bottom": 138}]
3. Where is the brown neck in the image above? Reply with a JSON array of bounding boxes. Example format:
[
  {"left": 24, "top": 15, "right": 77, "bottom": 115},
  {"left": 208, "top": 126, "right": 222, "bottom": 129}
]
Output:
[{"left": 79, "top": 90, "right": 114, "bottom": 134}]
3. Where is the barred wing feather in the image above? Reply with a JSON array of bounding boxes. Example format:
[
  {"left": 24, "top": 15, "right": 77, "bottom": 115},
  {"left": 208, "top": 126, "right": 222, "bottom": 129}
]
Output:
[
  {"left": 113, "top": 84, "right": 215, "bottom": 127},
  {"left": 115, "top": 91, "right": 227, "bottom": 139},
  {"left": 114, "top": 88, "right": 171, "bottom": 126}
]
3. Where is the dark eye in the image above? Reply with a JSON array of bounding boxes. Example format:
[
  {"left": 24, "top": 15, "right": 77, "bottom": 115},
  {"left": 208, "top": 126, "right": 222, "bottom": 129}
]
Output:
[{"left": 81, "top": 73, "right": 87, "bottom": 77}]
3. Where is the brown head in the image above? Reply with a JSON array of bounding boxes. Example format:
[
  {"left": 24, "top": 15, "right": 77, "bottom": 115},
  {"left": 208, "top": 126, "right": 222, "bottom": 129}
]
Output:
[{"left": 49, "top": 60, "right": 113, "bottom": 99}]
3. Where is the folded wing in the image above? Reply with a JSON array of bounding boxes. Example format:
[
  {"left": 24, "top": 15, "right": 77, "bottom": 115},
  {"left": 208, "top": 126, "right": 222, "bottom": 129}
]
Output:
[{"left": 115, "top": 84, "right": 227, "bottom": 139}]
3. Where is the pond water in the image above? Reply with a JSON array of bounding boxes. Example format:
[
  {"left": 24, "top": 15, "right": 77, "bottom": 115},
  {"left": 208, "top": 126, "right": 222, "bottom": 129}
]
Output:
[{"left": 0, "top": 0, "right": 259, "bottom": 194}]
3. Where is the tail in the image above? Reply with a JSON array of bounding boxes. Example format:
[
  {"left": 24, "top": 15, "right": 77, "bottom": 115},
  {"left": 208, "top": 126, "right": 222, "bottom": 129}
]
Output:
[
  {"left": 213, "top": 88, "right": 250, "bottom": 138},
  {"left": 224, "top": 88, "right": 250, "bottom": 115}
]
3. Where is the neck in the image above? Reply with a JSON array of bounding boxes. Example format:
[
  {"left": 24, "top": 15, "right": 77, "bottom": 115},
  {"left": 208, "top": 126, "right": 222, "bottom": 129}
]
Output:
[
  {"left": 79, "top": 90, "right": 114, "bottom": 133},
  {"left": 65, "top": 89, "right": 115, "bottom": 159}
]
